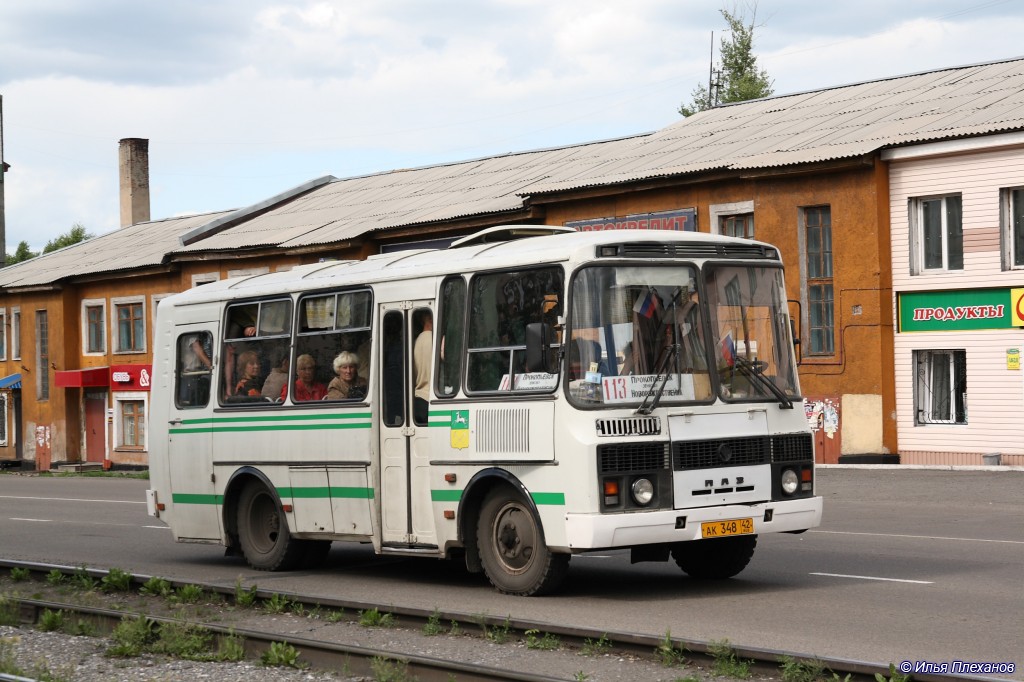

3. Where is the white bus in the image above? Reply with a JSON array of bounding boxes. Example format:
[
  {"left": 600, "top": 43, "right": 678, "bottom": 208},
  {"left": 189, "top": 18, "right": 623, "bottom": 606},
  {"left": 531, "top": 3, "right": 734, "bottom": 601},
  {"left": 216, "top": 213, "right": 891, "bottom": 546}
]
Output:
[{"left": 147, "top": 226, "right": 822, "bottom": 596}]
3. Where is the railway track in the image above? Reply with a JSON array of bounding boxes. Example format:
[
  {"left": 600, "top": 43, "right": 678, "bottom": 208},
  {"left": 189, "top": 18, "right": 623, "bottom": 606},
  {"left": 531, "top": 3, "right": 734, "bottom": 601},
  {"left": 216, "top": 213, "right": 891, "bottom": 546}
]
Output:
[{"left": 0, "top": 559, "right": 995, "bottom": 682}]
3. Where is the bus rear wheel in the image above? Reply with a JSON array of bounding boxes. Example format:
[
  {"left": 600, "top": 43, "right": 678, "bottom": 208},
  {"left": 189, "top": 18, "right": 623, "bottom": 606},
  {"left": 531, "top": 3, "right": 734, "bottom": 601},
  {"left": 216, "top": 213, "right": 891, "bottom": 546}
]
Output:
[
  {"left": 671, "top": 535, "right": 757, "bottom": 579},
  {"left": 237, "top": 481, "right": 305, "bottom": 571},
  {"left": 477, "top": 488, "right": 568, "bottom": 596}
]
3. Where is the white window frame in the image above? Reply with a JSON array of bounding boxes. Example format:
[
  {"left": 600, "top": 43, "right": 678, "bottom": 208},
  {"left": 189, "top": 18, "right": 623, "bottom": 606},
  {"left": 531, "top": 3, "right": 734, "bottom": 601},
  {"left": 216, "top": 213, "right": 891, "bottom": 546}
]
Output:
[
  {"left": 112, "top": 296, "right": 147, "bottom": 354},
  {"left": 11, "top": 307, "right": 20, "bottom": 360},
  {"left": 0, "top": 393, "right": 8, "bottom": 446},
  {"left": 709, "top": 200, "right": 755, "bottom": 237},
  {"left": 151, "top": 293, "right": 174, "bottom": 333},
  {"left": 914, "top": 349, "right": 967, "bottom": 425},
  {"left": 81, "top": 298, "right": 107, "bottom": 356},
  {"left": 910, "top": 194, "right": 963, "bottom": 274},
  {"left": 191, "top": 272, "right": 220, "bottom": 288},
  {"left": 113, "top": 391, "right": 148, "bottom": 451},
  {"left": 0, "top": 308, "right": 6, "bottom": 361},
  {"left": 227, "top": 267, "right": 270, "bottom": 279},
  {"left": 1001, "top": 187, "right": 1024, "bottom": 270}
]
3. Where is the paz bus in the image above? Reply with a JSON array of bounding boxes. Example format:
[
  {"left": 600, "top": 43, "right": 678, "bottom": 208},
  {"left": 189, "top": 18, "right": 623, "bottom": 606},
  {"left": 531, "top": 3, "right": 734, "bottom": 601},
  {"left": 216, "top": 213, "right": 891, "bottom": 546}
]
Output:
[{"left": 146, "top": 226, "right": 822, "bottom": 596}]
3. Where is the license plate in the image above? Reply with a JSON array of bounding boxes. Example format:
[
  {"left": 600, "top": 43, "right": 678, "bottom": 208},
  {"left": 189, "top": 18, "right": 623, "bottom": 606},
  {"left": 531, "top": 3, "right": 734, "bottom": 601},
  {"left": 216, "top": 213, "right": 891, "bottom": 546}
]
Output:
[{"left": 700, "top": 517, "right": 754, "bottom": 538}]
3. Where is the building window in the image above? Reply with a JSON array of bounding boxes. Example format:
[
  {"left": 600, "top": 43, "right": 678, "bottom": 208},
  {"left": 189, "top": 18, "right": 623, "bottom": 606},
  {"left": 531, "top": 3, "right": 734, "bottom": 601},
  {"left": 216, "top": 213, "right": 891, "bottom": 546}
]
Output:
[
  {"left": 113, "top": 298, "right": 145, "bottom": 353},
  {"left": 912, "top": 194, "right": 963, "bottom": 273},
  {"left": 117, "top": 397, "right": 146, "bottom": 449},
  {"left": 11, "top": 308, "right": 20, "bottom": 360},
  {"left": 82, "top": 299, "right": 106, "bottom": 354},
  {"left": 1002, "top": 187, "right": 1024, "bottom": 269},
  {"left": 720, "top": 213, "right": 754, "bottom": 238},
  {"left": 0, "top": 309, "right": 6, "bottom": 360},
  {"left": 36, "top": 310, "right": 49, "bottom": 400},
  {"left": 191, "top": 272, "right": 220, "bottom": 288},
  {"left": 804, "top": 206, "right": 834, "bottom": 355},
  {"left": 0, "top": 393, "right": 7, "bottom": 446},
  {"left": 914, "top": 350, "right": 967, "bottom": 425}
]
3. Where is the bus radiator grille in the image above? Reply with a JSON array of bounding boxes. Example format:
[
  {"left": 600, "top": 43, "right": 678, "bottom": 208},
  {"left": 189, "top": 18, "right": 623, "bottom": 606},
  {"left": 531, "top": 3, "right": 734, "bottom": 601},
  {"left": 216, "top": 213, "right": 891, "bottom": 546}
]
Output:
[
  {"left": 770, "top": 433, "right": 814, "bottom": 462},
  {"left": 597, "top": 443, "right": 671, "bottom": 473},
  {"left": 673, "top": 436, "right": 770, "bottom": 470},
  {"left": 595, "top": 416, "right": 661, "bottom": 437}
]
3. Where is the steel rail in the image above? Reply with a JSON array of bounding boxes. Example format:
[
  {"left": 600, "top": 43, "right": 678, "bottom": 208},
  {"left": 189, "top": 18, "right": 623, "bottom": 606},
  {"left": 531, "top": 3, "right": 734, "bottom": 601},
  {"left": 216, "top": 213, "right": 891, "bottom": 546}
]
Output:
[{"left": 0, "top": 559, "right": 1006, "bottom": 682}]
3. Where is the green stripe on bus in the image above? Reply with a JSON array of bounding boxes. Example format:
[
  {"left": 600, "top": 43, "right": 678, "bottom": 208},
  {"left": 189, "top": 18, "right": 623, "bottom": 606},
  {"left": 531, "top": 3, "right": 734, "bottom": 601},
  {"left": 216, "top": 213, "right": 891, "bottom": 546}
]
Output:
[
  {"left": 170, "top": 423, "right": 372, "bottom": 434},
  {"left": 430, "top": 490, "right": 564, "bottom": 505},
  {"left": 172, "top": 493, "right": 223, "bottom": 505},
  {"left": 279, "top": 487, "right": 374, "bottom": 499},
  {"left": 427, "top": 409, "right": 453, "bottom": 427}
]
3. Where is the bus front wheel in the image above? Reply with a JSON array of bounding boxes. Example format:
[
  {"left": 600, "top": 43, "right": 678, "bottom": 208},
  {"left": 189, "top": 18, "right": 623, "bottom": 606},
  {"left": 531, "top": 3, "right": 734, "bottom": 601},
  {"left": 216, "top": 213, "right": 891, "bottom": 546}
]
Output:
[
  {"left": 671, "top": 535, "right": 757, "bottom": 579},
  {"left": 477, "top": 488, "right": 568, "bottom": 596},
  {"left": 237, "top": 481, "right": 305, "bottom": 571}
]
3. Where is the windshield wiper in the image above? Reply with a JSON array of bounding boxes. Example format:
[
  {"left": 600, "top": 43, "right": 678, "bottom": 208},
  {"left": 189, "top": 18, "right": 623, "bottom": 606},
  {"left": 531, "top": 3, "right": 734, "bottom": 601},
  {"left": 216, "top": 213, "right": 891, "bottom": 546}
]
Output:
[
  {"left": 635, "top": 342, "right": 679, "bottom": 415},
  {"left": 732, "top": 356, "right": 793, "bottom": 409}
]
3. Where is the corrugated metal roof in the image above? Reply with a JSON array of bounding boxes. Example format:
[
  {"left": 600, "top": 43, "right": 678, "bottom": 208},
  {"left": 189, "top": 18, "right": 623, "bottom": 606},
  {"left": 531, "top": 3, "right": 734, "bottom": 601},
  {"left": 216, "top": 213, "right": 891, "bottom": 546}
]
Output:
[
  {"left": 175, "top": 136, "right": 644, "bottom": 252},
  {"left": 525, "top": 59, "right": 1024, "bottom": 195},
  {"left": 0, "top": 211, "right": 231, "bottom": 289}
]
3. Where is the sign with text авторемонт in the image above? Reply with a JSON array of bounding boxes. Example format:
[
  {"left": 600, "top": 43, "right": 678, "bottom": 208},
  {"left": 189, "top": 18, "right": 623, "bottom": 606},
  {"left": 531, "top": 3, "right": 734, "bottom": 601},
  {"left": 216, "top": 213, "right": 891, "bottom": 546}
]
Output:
[
  {"left": 897, "top": 289, "right": 1024, "bottom": 332},
  {"left": 565, "top": 208, "right": 697, "bottom": 232}
]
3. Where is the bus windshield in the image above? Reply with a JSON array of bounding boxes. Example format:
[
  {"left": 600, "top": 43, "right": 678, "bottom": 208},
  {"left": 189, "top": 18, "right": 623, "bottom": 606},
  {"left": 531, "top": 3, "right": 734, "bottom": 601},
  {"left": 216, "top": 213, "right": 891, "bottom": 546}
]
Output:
[
  {"left": 567, "top": 262, "right": 799, "bottom": 408},
  {"left": 567, "top": 264, "right": 713, "bottom": 407},
  {"left": 704, "top": 264, "right": 798, "bottom": 405}
]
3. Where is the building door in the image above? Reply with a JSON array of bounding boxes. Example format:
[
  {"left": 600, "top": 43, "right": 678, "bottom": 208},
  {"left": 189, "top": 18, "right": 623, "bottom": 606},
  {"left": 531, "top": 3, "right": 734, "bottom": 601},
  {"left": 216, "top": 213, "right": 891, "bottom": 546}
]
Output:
[
  {"left": 84, "top": 391, "right": 107, "bottom": 464},
  {"left": 378, "top": 301, "right": 437, "bottom": 549}
]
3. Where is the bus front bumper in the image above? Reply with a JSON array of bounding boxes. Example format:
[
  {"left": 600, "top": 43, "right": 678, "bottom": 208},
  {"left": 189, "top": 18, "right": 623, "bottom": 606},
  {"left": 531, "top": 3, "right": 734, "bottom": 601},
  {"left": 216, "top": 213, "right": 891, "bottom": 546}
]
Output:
[{"left": 563, "top": 495, "right": 822, "bottom": 550}]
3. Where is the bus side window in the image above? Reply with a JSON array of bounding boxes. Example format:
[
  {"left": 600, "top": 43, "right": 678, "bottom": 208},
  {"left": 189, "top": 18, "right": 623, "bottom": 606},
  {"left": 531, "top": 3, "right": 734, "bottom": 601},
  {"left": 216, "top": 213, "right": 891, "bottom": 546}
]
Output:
[
  {"left": 176, "top": 332, "right": 213, "bottom": 409},
  {"left": 382, "top": 311, "right": 405, "bottom": 425},
  {"left": 436, "top": 276, "right": 466, "bottom": 398},
  {"left": 222, "top": 299, "right": 293, "bottom": 405},
  {"left": 294, "top": 290, "right": 372, "bottom": 403},
  {"left": 465, "top": 267, "right": 563, "bottom": 393}
]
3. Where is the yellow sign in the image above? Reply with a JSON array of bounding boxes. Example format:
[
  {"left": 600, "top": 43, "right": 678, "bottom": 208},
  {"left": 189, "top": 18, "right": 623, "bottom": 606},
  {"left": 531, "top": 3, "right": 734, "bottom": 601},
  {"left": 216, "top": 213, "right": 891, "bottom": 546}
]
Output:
[
  {"left": 1011, "top": 289, "right": 1024, "bottom": 327},
  {"left": 1008, "top": 348, "right": 1020, "bottom": 371}
]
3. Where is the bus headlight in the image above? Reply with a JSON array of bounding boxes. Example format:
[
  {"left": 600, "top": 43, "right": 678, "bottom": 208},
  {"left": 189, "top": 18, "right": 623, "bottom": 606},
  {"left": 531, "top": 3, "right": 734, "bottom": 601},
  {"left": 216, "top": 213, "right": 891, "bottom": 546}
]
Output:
[
  {"left": 631, "top": 478, "right": 655, "bottom": 506},
  {"left": 780, "top": 468, "right": 799, "bottom": 496}
]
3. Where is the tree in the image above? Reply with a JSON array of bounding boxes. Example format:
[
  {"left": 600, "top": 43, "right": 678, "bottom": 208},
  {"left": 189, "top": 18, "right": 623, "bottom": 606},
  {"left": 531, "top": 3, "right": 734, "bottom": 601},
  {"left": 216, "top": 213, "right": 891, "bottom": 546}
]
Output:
[
  {"left": 3, "top": 223, "right": 95, "bottom": 266},
  {"left": 43, "top": 222, "right": 94, "bottom": 253},
  {"left": 4, "top": 240, "right": 37, "bottom": 265},
  {"left": 679, "top": 4, "right": 774, "bottom": 117}
]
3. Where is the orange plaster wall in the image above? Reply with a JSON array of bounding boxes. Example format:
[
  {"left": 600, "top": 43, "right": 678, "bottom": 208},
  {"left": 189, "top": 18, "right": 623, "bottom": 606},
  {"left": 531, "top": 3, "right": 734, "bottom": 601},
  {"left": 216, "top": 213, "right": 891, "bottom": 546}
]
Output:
[{"left": 540, "top": 163, "right": 895, "bottom": 453}]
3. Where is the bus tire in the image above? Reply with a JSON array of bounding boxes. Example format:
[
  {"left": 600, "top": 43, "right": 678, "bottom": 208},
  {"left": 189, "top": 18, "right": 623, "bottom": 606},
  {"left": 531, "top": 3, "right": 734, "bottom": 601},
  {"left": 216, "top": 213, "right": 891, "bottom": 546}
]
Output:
[
  {"left": 477, "top": 488, "right": 568, "bottom": 596},
  {"left": 237, "top": 481, "right": 305, "bottom": 571},
  {"left": 671, "top": 535, "right": 757, "bottom": 579}
]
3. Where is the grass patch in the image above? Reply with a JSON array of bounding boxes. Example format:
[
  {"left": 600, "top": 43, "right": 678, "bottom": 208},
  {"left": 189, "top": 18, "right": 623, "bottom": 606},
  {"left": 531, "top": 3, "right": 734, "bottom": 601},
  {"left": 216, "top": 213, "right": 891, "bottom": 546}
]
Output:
[
  {"left": 655, "top": 629, "right": 687, "bottom": 667},
  {"left": 0, "top": 597, "right": 19, "bottom": 626},
  {"left": 101, "top": 568, "right": 133, "bottom": 593},
  {"left": 581, "top": 632, "right": 612, "bottom": 656},
  {"left": 106, "top": 616, "right": 158, "bottom": 657},
  {"left": 370, "top": 656, "right": 412, "bottom": 682},
  {"left": 709, "top": 639, "right": 751, "bottom": 678},
  {"left": 45, "top": 570, "right": 66, "bottom": 586},
  {"left": 422, "top": 609, "right": 444, "bottom": 636},
  {"left": 9, "top": 567, "right": 30, "bottom": 582},
  {"left": 171, "top": 584, "right": 205, "bottom": 604},
  {"left": 261, "top": 640, "right": 304, "bottom": 668},
  {"left": 525, "top": 628, "right": 560, "bottom": 650},
  {"left": 262, "top": 592, "right": 289, "bottom": 614},
  {"left": 139, "top": 576, "right": 172, "bottom": 598},
  {"left": 358, "top": 607, "right": 395, "bottom": 628}
]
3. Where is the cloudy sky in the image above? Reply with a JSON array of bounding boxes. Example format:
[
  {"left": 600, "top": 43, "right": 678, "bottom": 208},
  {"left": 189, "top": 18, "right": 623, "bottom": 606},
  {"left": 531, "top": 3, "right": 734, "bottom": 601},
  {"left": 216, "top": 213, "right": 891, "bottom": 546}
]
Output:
[{"left": 0, "top": 0, "right": 1021, "bottom": 252}]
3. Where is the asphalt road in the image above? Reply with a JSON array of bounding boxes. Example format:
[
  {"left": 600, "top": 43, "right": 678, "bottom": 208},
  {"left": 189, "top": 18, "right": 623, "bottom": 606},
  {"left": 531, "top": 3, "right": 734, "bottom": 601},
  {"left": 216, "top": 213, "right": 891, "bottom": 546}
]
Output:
[{"left": 0, "top": 468, "right": 1021, "bottom": 678}]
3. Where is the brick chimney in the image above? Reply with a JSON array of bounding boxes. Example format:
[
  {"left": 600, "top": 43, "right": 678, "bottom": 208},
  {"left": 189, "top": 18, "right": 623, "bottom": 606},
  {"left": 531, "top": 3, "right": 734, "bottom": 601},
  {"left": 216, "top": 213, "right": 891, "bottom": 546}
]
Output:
[{"left": 118, "top": 138, "right": 150, "bottom": 227}]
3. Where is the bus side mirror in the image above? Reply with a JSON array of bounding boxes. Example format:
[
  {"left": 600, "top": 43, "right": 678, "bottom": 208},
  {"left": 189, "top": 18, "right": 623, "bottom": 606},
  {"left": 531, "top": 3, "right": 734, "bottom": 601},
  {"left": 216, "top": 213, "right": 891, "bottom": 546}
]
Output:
[{"left": 526, "top": 322, "right": 556, "bottom": 374}]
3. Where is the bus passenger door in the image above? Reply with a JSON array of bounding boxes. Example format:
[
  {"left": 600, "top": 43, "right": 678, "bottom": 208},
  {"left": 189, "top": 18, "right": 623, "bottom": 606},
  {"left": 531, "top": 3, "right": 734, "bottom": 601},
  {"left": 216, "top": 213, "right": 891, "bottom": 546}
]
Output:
[
  {"left": 166, "top": 324, "right": 221, "bottom": 540},
  {"left": 378, "top": 302, "right": 437, "bottom": 549}
]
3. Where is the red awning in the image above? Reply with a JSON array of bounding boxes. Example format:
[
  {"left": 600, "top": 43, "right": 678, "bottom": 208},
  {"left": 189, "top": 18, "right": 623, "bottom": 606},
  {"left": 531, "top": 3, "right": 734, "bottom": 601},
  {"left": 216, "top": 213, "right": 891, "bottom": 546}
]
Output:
[{"left": 54, "top": 367, "right": 110, "bottom": 388}]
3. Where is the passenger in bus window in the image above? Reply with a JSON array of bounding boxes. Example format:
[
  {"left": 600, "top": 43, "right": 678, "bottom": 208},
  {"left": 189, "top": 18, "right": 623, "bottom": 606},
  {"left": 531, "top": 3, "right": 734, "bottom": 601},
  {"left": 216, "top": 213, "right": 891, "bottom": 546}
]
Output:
[
  {"left": 234, "top": 350, "right": 263, "bottom": 398},
  {"left": 223, "top": 305, "right": 257, "bottom": 396},
  {"left": 327, "top": 351, "right": 367, "bottom": 400},
  {"left": 413, "top": 310, "right": 432, "bottom": 424},
  {"left": 261, "top": 351, "right": 289, "bottom": 400},
  {"left": 283, "top": 353, "right": 327, "bottom": 401}
]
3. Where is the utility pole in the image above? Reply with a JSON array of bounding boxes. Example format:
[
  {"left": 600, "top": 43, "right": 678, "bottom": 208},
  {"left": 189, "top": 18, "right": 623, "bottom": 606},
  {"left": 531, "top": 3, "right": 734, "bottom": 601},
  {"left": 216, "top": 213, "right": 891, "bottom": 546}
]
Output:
[{"left": 0, "top": 95, "right": 7, "bottom": 266}]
